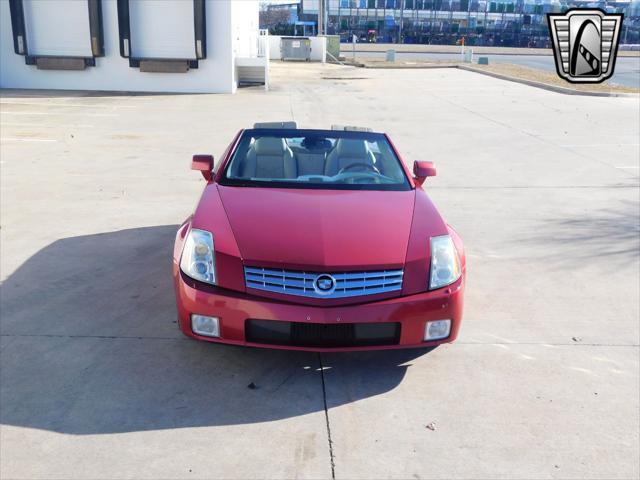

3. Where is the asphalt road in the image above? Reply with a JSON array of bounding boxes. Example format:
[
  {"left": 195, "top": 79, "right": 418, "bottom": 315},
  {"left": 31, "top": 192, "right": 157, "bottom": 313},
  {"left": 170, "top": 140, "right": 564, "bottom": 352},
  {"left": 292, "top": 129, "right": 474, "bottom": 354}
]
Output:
[
  {"left": 1, "top": 63, "right": 639, "bottom": 479},
  {"left": 342, "top": 50, "right": 640, "bottom": 88}
]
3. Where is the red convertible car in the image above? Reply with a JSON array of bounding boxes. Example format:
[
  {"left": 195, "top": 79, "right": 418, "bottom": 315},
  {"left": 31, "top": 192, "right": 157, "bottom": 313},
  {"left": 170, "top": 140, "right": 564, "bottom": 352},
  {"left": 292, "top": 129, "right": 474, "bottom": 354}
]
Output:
[{"left": 173, "top": 124, "right": 465, "bottom": 351}]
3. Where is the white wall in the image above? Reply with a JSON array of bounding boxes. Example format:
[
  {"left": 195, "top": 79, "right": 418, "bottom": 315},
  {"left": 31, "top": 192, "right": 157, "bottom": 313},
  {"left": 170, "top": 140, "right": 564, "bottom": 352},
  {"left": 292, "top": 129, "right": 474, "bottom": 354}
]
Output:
[
  {"left": 0, "top": 0, "right": 245, "bottom": 93},
  {"left": 232, "top": 0, "right": 259, "bottom": 58},
  {"left": 268, "top": 35, "right": 282, "bottom": 60},
  {"left": 268, "top": 36, "right": 326, "bottom": 62},
  {"left": 231, "top": 0, "right": 260, "bottom": 91}
]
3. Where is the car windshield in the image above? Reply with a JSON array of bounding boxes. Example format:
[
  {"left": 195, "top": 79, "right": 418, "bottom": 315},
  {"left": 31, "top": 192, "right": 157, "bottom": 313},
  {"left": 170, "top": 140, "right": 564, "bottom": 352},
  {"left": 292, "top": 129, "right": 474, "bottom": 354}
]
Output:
[{"left": 220, "top": 129, "right": 411, "bottom": 191}]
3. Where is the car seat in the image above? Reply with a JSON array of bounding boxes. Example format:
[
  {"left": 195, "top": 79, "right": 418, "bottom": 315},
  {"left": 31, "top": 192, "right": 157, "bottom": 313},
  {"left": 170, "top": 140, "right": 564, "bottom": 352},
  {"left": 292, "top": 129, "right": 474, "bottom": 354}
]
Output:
[
  {"left": 324, "top": 138, "right": 376, "bottom": 176},
  {"left": 241, "top": 137, "right": 297, "bottom": 179}
]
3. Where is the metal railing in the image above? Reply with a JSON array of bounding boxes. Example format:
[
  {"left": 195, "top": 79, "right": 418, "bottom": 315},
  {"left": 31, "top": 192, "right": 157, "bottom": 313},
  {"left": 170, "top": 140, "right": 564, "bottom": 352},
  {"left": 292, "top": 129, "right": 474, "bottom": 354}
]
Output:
[{"left": 237, "top": 29, "right": 270, "bottom": 58}]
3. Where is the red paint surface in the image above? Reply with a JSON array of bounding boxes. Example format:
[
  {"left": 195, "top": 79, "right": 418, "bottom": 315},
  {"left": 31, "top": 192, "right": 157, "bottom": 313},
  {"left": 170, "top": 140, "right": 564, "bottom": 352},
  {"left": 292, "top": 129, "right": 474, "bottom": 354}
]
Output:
[{"left": 218, "top": 187, "right": 415, "bottom": 270}]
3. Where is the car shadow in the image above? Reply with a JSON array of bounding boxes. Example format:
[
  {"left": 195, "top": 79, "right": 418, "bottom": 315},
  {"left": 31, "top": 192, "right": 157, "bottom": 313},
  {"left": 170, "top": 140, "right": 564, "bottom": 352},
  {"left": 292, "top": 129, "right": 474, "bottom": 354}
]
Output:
[
  {"left": 519, "top": 200, "right": 639, "bottom": 269},
  {"left": 0, "top": 88, "right": 194, "bottom": 99},
  {"left": 0, "top": 225, "right": 431, "bottom": 435}
]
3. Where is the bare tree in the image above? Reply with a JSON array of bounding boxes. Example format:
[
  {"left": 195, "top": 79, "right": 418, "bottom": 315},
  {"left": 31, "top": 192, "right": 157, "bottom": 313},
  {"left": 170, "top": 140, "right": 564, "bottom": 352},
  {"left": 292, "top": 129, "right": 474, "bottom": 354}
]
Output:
[{"left": 259, "top": 7, "right": 292, "bottom": 29}]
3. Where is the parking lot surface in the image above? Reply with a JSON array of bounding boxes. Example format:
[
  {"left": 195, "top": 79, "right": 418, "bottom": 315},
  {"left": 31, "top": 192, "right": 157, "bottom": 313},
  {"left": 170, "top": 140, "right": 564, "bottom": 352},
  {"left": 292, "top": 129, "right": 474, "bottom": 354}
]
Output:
[
  {"left": 1, "top": 63, "right": 639, "bottom": 479},
  {"left": 343, "top": 51, "right": 640, "bottom": 88}
]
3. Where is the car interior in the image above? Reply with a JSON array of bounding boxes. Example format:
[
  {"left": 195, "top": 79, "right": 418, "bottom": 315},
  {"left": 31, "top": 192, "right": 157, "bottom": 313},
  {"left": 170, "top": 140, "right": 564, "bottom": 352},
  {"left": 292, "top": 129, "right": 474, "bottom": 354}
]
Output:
[
  {"left": 228, "top": 134, "right": 404, "bottom": 184},
  {"left": 240, "top": 137, "right": 297, "bottom": 179}
]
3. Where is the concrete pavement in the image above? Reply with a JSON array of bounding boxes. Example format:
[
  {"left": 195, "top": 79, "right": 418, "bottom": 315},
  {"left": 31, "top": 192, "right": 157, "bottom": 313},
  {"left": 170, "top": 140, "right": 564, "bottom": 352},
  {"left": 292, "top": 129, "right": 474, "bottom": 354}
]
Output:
[
  {"left": 340, "top": 51, "right": 640, "bottom": 88},
  {"left": 1, "top": 63, "right": 638, "bottom": 479}
]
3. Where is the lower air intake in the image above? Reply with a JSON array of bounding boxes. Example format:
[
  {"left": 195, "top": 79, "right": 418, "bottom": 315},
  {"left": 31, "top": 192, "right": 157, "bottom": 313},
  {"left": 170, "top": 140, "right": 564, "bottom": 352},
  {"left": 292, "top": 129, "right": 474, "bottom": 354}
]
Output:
[{"left": 245, "top": 319, "right": 400, "bottom": 348}]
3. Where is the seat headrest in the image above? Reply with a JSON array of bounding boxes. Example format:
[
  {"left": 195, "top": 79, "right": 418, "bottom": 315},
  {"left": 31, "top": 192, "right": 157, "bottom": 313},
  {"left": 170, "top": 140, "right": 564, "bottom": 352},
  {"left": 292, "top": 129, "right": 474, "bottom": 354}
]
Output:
[
  {"left": 302, "top": 137, "right": 332, "bottom": 150},
  {"left": 335, "top": 138, "right": 369, "bottom": 156},
  {"left": 253, "top": 137, "right": 288, "bottom": 155}
]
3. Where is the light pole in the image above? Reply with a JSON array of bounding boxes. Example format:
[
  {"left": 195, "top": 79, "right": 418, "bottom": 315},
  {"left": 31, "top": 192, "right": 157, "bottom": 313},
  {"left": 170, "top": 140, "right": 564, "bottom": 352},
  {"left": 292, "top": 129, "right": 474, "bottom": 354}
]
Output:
[
  {"left": 400, "top": 0, "right": 405, "bottom": 43},
  {"left": 318, "top": 0, "right": 324, "bottom": 35}
]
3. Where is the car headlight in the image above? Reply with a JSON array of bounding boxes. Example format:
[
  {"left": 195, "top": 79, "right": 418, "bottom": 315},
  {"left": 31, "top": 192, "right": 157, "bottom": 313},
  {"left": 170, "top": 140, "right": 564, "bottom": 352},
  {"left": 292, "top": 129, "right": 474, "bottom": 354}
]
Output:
[
  {"left": 429, "top": 235, "right": 461, "bottom": 290},
  {"left": 180, "top": 228, "right": 216, "bottom": 285}
]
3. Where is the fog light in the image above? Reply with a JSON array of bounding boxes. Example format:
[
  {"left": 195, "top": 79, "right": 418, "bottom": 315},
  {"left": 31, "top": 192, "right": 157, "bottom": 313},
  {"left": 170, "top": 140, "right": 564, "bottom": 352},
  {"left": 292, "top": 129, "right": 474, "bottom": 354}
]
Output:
[
  {"left": 425, "top": 319, "right": 451, "bottom": 341},
  {"left": 191, "top": 314, "right": 220, "bottom": 337}
]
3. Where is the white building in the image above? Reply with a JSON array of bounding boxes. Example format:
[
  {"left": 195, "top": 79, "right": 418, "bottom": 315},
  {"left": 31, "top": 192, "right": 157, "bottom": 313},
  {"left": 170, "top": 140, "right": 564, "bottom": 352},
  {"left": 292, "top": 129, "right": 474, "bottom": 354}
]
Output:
[{"left": 0, "top": 0, "right": 265, "bottom": 93}]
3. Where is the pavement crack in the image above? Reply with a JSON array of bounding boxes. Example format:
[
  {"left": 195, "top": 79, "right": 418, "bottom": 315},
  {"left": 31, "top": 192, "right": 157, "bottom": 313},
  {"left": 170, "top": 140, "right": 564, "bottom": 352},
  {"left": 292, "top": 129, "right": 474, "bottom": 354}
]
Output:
[
  {"left": 0, "top": 333, "right": 183, "bottom": 341},
  {"left": 288, "top": 86, "right": 296, "bottom": 122},
  {"left": 458, "top": 341, "right": 639, "bottom": 347},
  {"left": 318, "top": 353, "right": 336, "bottom": 479}
]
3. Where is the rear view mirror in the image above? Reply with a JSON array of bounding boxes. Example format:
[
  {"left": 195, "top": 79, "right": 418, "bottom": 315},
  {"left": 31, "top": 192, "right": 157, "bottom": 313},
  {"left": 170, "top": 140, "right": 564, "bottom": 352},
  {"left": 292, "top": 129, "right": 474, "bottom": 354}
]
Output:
[
  {"left": 413, "top": 161, "right": 436, "bottom": 185},
  {"left": 192, "top": 154, "right": 214, "bottom": 181}
]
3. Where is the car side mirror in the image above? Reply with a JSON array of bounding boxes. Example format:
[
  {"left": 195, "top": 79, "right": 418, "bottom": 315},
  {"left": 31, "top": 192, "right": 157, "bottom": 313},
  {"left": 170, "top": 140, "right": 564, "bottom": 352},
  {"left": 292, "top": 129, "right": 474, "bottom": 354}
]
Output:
[
  {"left": 413, "top": 161, "right": 436, "bottom": 185},
  {"left": 192, "top": 154, "right": 214, "bottom": 181}
]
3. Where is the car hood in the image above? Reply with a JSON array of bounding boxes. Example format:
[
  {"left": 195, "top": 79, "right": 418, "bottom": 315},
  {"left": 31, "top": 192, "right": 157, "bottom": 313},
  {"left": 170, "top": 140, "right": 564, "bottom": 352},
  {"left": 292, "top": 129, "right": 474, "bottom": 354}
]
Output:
[{"left": 218, "top": 186, "right": 416, "bottom": 270}]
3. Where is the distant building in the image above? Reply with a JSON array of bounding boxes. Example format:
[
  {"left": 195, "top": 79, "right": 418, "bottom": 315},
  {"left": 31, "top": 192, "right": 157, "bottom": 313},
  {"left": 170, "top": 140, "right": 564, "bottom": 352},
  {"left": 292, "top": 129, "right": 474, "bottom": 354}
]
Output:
[
  {"left": 261, "top": 2, "right": 318, "bottom": 35},
  {"left": 300, "top": 0, "right": 638, "bottom": 46}
]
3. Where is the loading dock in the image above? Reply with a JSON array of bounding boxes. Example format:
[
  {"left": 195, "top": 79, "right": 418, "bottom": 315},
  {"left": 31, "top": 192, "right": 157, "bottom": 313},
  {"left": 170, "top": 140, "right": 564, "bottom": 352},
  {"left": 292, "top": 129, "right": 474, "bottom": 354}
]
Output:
[
  {"left": 9, "top": 0, "right": 104, "bottom": 69},
  {"left": 117, "top": 0, "right": 206, "bottom": 72},
  {"left": 0, "top": 0, "right": 262, "bottom": 93}
]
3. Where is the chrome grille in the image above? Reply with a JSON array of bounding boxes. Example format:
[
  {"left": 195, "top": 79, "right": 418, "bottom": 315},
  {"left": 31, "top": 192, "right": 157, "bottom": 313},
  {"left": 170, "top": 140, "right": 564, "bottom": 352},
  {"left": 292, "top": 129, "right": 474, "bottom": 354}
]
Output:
[{"left": 244, "top": 266, "right": 404, "bottom": 299}]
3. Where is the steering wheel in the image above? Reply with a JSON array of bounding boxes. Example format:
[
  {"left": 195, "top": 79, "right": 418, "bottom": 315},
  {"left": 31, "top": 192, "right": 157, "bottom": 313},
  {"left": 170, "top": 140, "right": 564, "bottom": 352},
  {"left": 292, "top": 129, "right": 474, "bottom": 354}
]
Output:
[{"left": 338, "top": 162, "right": 381, "bottom": 175}]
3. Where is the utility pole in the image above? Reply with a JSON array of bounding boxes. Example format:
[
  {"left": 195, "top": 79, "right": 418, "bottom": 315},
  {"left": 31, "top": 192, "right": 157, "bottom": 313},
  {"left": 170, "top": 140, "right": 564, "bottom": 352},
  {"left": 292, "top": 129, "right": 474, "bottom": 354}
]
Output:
[
  {"left": 484, "top": 0, "right": 488, "bottom": 39},
  {"left": 325, "top": 0, "right": 329, "bottom": 35},
  {"left": 400, "top": 0, "right": 404, "bottom": 43},
  {"left": 430, "top": 0, "right": 435, "bottom": 39},
  {"left": 318, "top": 0, "right": 324, "bottom": 35},
  {"left": 365, "top": 3, "right": 369, "bottom": 38},
  {"left": 383, "top": 2, "right": 387, "bottom": 42},
  {"left": 349, "top": 2, "right": 352, "bottom": 43},
  {"left": 624, "top": 23, "right": 628, "bottom": 44}
]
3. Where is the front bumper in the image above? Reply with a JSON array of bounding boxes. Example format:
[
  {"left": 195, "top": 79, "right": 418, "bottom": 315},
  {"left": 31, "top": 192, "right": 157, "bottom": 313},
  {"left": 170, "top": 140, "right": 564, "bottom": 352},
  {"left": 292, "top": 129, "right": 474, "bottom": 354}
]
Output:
[{"left": 174, "top": 270, "right": 464, "bottom": 352}]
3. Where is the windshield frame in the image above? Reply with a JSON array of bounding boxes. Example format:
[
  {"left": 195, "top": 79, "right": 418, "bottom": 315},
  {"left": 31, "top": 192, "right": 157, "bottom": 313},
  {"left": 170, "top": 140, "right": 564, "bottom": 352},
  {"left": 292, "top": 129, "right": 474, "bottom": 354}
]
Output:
[{"left": 217, "top": 129, "right": 412, "bottom": 191}]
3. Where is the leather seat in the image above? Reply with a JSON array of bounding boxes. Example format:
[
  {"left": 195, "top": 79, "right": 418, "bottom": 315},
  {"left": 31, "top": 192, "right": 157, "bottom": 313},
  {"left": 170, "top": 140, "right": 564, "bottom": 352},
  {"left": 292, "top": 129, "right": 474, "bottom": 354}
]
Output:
[
  {"left": 296, "top": 137, "right": 333, "bottom": 176},
  {"left": 324, "top": 139, "right": 376, "bottom": 176},
  {"left": 296, "top": 151, "right": 326, "bottom": 176},
  {"left": 241, "top": 137, "right": 297, "bottom": 179}
]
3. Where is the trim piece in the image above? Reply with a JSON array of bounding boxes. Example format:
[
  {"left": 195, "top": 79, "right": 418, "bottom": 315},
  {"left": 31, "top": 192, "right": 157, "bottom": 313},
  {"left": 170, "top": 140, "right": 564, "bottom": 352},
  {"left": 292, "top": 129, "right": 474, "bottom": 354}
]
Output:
[
  {"left": 116, "top": 0, "right": 131, "bottom": 58},
  {"left": 139, "top": 59, "right": 190, "bottom": 73},
  {"left": 193, "top": 0, "right": 206, "bottom": 59},
  {"left": 36, "top": 57, "right": 87, "bottom": 70},
  {"left": 87, "top": 0, "right": 104, "bottom": 57},
  {"left": 8, "top": 0, "right": 27, "bottom": 55}
]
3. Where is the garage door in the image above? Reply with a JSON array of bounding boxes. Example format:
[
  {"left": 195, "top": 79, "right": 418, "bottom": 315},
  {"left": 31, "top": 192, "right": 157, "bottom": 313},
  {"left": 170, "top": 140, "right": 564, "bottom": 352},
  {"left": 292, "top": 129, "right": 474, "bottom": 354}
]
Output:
[
  {"left": 129, "top": 0, "right": 196, "bottom": 60},
  {"left": 23, "top": 0, "right": 93, "bottom": 57}
]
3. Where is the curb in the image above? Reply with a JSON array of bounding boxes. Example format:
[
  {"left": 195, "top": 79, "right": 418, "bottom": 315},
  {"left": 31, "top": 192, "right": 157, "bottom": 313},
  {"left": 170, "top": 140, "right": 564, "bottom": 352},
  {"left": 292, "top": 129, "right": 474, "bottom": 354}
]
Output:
[
  {"left": 346, "top": 60, "right": 639, "bottom": 97},
  {"left": 355, "top": 62, "right": 459, "bottom": 69},
  {"left": 343, "top": 49, "right": 554, "bottom": 56},
  {"left": 457, "top": 65, "right": 640, "bottom": 97},
  {"left": 338, "top": 61, "right": 640, "bottom": 98},
  {"left": 340, "top": 48, "right": 639, "bottom": 57}
]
